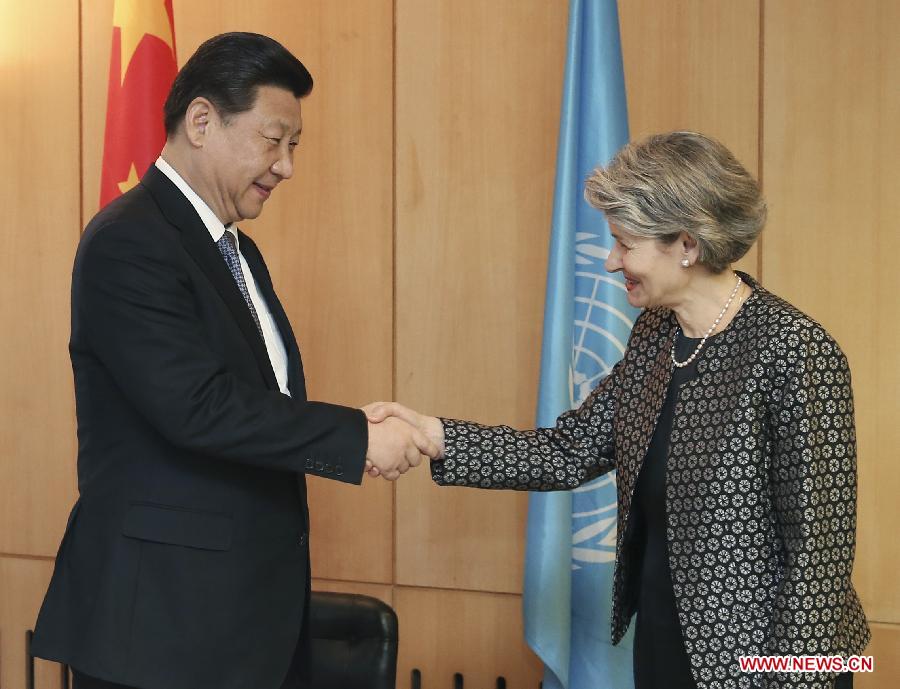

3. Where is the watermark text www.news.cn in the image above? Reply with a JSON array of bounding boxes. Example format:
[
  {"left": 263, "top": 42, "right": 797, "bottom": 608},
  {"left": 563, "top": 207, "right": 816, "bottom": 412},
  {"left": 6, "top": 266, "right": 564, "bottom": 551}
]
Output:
[{"left": 739, "top": 656, "right": 874, "bottom": 673}]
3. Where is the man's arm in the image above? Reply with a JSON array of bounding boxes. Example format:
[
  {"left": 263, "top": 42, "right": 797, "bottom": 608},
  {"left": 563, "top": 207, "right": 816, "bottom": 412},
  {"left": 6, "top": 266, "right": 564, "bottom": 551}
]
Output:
[{"left": 77, "top": 219, "right": 432, "bottom": 482}]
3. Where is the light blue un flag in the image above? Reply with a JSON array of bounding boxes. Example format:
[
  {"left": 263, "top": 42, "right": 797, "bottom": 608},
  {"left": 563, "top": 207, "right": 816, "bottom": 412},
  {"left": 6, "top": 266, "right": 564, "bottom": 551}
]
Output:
[{"left": 523, "top": 1, "right": 638, "bottom": 688}]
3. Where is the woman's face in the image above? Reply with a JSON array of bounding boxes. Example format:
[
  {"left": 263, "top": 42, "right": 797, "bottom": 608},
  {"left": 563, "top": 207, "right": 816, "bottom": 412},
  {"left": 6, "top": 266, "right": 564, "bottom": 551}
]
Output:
[{"left": 604, "top": 223, "right": 691, "bottom": 309}]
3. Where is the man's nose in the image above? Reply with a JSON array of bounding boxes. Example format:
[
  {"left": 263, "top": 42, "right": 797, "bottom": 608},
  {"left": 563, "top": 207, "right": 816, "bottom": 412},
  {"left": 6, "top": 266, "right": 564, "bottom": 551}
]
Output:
[{"left": 272, "top": 151, "right": 294, "bottom": 180}]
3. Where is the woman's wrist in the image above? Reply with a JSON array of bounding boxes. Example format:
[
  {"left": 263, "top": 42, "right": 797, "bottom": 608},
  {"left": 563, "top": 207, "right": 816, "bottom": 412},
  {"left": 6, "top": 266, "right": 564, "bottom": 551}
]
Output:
[{"left": 424, "top": 416, "right": 446, "bottom": 459}]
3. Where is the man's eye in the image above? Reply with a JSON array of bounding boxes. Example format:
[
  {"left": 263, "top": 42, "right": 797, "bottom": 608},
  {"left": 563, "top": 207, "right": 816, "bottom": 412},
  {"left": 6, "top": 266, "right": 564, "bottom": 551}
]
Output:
[{"left": 289, "top": 141, "right": 299, "bottom": 149}]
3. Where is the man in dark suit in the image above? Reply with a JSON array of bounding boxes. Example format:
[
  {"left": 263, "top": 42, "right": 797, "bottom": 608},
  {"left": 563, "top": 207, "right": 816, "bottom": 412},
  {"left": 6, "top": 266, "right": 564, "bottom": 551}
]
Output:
[{"left": 31, "top": 32, "right": 435, "bottom": 689}]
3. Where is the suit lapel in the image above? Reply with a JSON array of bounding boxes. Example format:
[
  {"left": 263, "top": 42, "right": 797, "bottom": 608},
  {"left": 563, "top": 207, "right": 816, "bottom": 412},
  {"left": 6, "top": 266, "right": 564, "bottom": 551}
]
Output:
[
  {"left": 238, "top": 234, "right": 307, "bottom": 400},
  {"left": 140, "top": 166, "right": 279, "bottom": 391}
]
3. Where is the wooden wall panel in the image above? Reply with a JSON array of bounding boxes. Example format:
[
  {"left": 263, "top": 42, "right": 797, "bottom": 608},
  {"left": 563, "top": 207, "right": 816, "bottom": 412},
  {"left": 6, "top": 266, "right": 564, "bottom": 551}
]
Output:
[
  {"left": 311, "top": 578, "right": 393, "bottom": 608},
  {"left": 81, "top": 1, "right": 396, "bottom": 583},
  {"left": 619, "top": 0, "right": 761, "bottom": 276},
  {"left": 857, "top": 623, "right": 900, "bottom": 689},
  {"left": 761, "top": 0, "right": 900, "bottom": 624},
  {"left": 394, "top": 587, "right": 542, "bottom": 689},
  {"left": 81, "top": 0, "right": 113, "bottom": 228},
  {"left": 0, "top": 0, "right": 79, "bottom": 557},
  {"left": 306, "top": 476, "right": 392, "bottom": 584},
  {"left": 394, "top": 0, "right": 568, "bottom": 593},
  {"left": 0, "top": 557, "right": 61, "bottom": 689},
  {"left": 3, "top": 0, "right": 897, "bottom": 683}
]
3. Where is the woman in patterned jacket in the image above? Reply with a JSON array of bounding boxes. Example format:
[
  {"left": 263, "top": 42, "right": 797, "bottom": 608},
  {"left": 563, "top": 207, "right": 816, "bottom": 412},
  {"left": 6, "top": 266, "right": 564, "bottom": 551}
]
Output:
[{"left": 366, "top": 131, "right": 869, "bottom": 689}]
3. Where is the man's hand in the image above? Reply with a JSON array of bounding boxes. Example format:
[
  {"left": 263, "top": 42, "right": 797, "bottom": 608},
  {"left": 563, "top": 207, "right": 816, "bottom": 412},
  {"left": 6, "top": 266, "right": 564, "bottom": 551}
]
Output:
[
  {"left": 362, "top": 402, "right": 445, "bottom": 478},
  {"left": 365, "top": 415, "right": 440, "bottom": 481}
]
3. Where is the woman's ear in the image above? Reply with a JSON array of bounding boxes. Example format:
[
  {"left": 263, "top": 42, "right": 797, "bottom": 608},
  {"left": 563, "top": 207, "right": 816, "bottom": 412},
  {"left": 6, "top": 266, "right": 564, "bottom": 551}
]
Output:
[{"left": 680, "top": 231, "right": 700, "bottom": 264}]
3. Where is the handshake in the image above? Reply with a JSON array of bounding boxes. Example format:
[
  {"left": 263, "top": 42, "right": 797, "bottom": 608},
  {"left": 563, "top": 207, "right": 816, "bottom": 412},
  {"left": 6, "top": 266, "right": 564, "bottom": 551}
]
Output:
[{"left": 362, "top": 402, "right": 444, "bottom": 481}]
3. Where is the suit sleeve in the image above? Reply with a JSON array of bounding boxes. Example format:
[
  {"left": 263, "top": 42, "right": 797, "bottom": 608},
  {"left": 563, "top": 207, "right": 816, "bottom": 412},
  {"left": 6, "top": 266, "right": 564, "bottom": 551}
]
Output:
[
  {"left": 765, "top": 324, "right": 862, "bottom": 686},
  {"left": 76, "top": 220, "right": 367, "bottom": 484},
  {"left": 430, "top": 361, "right": 621, "bottom": 490}
]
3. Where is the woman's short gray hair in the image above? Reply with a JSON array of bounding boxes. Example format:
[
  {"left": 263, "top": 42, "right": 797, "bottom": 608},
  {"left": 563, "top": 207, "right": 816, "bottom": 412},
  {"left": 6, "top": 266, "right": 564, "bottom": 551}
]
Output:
[{"left": 584, "top": 131, "right": 767, "bottom": 273}]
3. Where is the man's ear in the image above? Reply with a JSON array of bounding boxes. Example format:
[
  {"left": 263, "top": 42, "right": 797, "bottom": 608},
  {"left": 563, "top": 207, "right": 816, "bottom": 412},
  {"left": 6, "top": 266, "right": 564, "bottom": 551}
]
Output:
[{"left": 183, "top": 97, "right": 214, "bottom": 147}]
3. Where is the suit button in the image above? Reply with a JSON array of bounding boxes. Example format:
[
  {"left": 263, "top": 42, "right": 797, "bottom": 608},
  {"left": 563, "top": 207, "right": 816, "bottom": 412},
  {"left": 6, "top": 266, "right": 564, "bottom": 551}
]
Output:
[
  {"left": 299, "top": 533, "right": 307, "bottom": 546},
  {"left": 325, "top": 464, "right": 333, "bottom": 474},
  {"left": 305, "top": 459, "right": 314, "bottom": 469},
  {"left": 315, "top": 461, "right": 324, "bottom": 471},
  {"left": 336, "top": 466, "right": 343, "bottom": 476}
]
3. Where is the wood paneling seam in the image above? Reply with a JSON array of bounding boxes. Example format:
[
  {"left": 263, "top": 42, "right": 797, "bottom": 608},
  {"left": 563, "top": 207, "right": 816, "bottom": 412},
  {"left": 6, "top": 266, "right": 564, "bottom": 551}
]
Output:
[
  {"left": 390, "top": 0, "right": 399, "bottom": 590},
  {"left": 78, "top": 0, "right": 85, "bottom": 239},
  {"left": 757, "top": 0, "right": 765, "bottom": 283}
]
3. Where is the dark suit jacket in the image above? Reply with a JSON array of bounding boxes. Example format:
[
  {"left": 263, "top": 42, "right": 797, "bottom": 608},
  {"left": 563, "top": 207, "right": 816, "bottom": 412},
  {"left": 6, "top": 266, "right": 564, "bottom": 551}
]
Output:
[
  {"left": 32, "top": 165, "right": 368, "bottom": 689},
  {"left": 433, "top": 274, "right": 870, "bottom": 689}
]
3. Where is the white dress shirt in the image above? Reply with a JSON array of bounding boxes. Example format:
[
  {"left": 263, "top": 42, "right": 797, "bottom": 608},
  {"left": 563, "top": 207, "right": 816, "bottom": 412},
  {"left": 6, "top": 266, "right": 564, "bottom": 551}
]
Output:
[{"left": 155, "top": 157, "right": 292, "bottom": 397}]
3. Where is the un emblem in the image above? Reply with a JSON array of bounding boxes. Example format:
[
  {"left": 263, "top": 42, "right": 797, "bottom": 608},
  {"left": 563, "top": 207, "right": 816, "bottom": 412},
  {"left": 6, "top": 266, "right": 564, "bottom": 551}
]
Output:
[{"left": 569, "top": 231, "right": 637, "bottom": 569}]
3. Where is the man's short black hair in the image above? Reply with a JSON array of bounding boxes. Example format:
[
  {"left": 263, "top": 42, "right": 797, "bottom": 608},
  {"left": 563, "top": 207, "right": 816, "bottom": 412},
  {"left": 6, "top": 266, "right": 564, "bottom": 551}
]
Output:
[{"left": 163, "top": 32, "right": 313, "bottom": 136}]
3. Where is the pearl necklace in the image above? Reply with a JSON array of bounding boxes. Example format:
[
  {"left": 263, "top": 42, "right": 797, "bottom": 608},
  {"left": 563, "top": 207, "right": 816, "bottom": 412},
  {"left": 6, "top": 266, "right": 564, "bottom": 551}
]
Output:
[{"left": 671, "top": 273, "right": 742, "bottom": 368}]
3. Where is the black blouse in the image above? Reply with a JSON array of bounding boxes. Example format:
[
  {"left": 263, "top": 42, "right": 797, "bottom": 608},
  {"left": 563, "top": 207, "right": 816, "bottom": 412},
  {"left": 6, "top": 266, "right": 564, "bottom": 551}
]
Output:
[{"left": 631, "top": 330, "right": 703, "bottom": 689}]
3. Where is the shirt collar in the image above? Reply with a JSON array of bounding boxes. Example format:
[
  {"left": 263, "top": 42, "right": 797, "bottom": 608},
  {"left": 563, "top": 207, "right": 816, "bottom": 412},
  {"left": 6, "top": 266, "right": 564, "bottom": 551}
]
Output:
[{"left": 154, "top": 156, "right": 238, "bottom": 248}]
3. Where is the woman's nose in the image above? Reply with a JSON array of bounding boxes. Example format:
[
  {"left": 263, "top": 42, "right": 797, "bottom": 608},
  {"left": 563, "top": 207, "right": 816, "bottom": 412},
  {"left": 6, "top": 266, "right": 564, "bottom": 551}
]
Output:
[{"left": 605, "top": 245, "right": 622, "bottom": 273}]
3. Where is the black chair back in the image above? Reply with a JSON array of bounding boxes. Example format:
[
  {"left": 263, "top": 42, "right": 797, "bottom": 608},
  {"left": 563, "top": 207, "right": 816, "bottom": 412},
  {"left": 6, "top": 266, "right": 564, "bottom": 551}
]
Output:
[{"left": 307, "top": 591, "right": 398, "bottom": 689}]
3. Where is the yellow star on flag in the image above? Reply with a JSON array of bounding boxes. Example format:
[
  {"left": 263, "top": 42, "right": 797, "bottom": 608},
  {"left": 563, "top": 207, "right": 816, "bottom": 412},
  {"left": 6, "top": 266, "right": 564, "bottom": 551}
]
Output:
[
  {"left": 118, "top": 164, "right": 141, "bottom": 194},
  {"left": 113, "top": 0, "right": 175, "bottom": 84}
]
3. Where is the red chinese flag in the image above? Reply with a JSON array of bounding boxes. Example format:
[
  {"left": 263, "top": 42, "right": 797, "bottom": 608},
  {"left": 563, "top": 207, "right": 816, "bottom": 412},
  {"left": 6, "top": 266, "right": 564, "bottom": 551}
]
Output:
[{"left": 99, "top": 0, "right": 177, "bottom": 208}]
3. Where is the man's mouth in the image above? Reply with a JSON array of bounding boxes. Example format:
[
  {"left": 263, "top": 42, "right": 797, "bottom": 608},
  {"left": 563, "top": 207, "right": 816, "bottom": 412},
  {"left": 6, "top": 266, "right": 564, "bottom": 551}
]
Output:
[
  {"left": 624, "top": 275, "right": 639, "bottom": 291},
  {"left": 253, "top": 182, "right": 273, "bottom": 199}
]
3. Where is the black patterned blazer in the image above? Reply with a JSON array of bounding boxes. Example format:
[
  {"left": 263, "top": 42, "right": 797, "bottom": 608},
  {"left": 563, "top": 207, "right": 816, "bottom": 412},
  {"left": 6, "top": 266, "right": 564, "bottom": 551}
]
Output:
[{"left": 432, "top": 274, "right": 869, "bottom": 688}]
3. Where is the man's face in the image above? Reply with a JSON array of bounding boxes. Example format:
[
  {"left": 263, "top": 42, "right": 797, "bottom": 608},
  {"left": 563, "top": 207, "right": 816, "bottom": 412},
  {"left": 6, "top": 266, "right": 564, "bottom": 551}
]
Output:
[{"left": 202, "top": 85, "right": 303, "bottom": 225}]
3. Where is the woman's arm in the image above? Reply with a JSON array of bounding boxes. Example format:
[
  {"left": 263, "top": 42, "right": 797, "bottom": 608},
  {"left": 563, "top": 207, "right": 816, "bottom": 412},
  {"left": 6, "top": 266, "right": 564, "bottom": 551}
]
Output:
[
  {"left": 766, "top": 323, "right": 864, "bottom": 684},
  {"left": 366, "top": 359, "right": 623, "bottom": 491}
]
